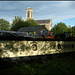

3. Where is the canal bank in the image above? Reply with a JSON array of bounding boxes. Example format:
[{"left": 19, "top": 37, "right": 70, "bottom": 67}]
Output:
[{"left": 0, "top": 51, "right": 75, "bottom": 74}]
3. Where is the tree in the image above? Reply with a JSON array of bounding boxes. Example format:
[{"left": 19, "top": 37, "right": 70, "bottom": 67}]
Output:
[
  {"left": 11, "top": 17, "right": 38, "bottom": 31},
  {"left": 51, "top": 22, "right": 68, "bottom": 33},
  {"left": 11, "top": 16, "right": 25, "bottom": 31},
  {"left": 67, "top": 25, "right": 72, "bottom": 33},
  {"left": 72, "top": 26, "right": 75, "bottom": 34},
  {"left": 0, "top": 18, "right": 11, "bottom": 31},
  {"left": 25, "top": 19, "right": 38, "bottom": 27}
]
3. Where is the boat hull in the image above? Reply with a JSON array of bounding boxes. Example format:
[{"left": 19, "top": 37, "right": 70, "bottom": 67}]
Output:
[{"left": 0, "top": 41, "right": 75, "bottom": 58}]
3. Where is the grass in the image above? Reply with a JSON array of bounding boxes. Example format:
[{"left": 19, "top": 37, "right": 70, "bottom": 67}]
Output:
[{"left": 0, "top": 54, "right": 75, "bottom": 75}]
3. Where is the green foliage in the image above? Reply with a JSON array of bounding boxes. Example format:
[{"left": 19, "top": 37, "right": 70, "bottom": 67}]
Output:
[
  {"left": 0, "top": 18, "right": 11, "bottom": 31},
  {"left": 67, "top": 26, "right": 72, "bottom": 33},
  {"left": 0, "top": 55, "right": 75, "bottom": 74},
  {"left": 51, "top": 22, "right": 68, "bottom": 33},
  {"left": 72, "top": 26, "right": 75, "bottom": 33},
  {"left": 11, "top": 16, "right": 25, "bottom": 31},
  {"left": 25, "top": 19, "right": 38, "bottom": 27},
  {"left": 25, "top": 65, "right": 36, "bottom": 75},
  {"left": 11, "top": 17, "right": 38, "bottom": 31}
]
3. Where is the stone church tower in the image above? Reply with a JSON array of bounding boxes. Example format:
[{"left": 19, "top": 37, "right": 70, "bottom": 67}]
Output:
[
  {"left": 26, "top": 8, "right": 53, "bottom": 31},
  {"left": 26, "top": 8, "right": 33, "bottom": 20}
]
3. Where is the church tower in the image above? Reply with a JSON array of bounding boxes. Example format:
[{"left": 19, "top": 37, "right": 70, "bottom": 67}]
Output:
[{"left": 26, "top": 8, "right": 33, "bottom": 20}]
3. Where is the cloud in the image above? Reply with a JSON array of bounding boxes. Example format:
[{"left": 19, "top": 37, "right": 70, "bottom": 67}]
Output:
[
  {"left": 0, "top": 1, "right": 75, "bottom": 26},
  {"left": 39, "top": 5, "right": 48, "bottom": 10},
  {"left": 34, "top": 1, "right": 75, "bottom": 23},
  {"left": 34, "top": 9, "right": 40, "bottom": 13}
]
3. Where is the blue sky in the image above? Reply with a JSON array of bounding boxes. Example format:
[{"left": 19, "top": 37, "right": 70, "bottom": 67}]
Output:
[{"left": 0, "top": 1, "right": 75, "bottom": 27}]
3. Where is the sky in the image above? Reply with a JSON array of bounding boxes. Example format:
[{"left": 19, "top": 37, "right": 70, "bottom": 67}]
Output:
[{"left": 0, "top": 1, "right": 75, "bottom": 27}]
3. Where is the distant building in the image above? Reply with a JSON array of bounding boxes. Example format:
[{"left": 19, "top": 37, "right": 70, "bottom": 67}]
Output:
[
  {"left": 26, "top": 8, "right": 53, "bottom": 31},
  {"left": 36, "top": 19, "right": 53, "bottom": 31},
  {"left": 26, "top": 8, "right": 33, "bottom": 20}
]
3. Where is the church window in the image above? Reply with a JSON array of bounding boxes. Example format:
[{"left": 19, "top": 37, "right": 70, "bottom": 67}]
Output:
[
  {"left": 43, "top": 21, "right": 45, "bottom": 23},
  {"left": 51, "top": 23, "right": 52, "bottom": 27},
  {"left": 31, "top": 12, "right": 33, "bottom": 18},
  {"left": 28, "top": 11, "right": 30, "bottom": 18}
]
